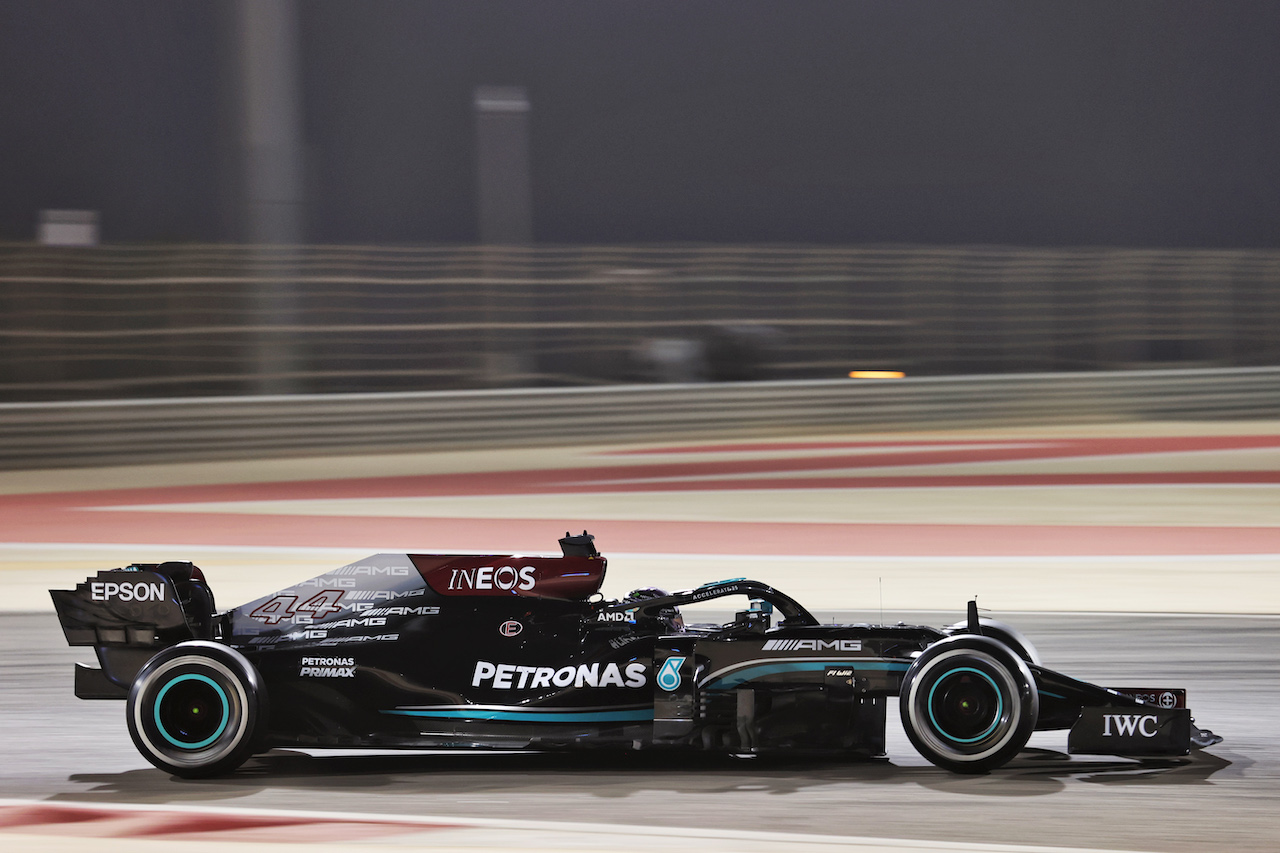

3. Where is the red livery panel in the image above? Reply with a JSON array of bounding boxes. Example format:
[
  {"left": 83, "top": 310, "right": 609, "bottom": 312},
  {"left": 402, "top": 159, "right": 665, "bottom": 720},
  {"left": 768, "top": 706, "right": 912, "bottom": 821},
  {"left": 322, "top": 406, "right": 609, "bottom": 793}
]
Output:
[{"left": 410, "top": 554, "right": 606, "bottom": 600}]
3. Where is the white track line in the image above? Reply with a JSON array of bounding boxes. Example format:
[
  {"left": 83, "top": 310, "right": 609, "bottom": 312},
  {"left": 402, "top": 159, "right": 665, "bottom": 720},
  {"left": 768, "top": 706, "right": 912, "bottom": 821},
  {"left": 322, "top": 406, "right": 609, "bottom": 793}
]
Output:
[{"left": 0, "top": 799, "right": 1152, "bottom": 853}]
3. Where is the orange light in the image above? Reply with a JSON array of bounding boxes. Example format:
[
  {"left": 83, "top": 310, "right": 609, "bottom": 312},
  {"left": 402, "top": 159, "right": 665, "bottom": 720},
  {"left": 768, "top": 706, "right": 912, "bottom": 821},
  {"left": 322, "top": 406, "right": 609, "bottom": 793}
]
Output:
[{"left": 848, "top": 370, "right": 905, "bottom": 379}]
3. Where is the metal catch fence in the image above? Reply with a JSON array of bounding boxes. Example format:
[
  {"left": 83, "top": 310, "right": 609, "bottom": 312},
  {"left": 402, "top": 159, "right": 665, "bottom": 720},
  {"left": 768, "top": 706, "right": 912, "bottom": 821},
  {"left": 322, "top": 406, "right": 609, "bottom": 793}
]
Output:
[{"left": 2, "top": 242, "right": 1278, "bottom": 401}]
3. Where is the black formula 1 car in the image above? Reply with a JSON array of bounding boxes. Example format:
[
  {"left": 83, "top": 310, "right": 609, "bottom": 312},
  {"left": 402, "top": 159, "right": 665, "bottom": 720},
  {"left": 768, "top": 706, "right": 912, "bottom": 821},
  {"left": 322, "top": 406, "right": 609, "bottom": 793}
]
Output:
[{"left": 50, "top": 533, "right": 1220, "bottom": 777}]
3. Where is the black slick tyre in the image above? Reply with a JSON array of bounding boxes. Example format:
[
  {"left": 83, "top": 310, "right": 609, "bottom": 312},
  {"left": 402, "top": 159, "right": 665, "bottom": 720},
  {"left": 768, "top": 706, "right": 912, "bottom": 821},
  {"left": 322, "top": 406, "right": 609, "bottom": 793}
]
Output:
[
  {"left": 899, "top": 635, "right": 1038, "bottom": 774},
  {"left": 126, "top": 641, "right": 266, "bottom": 778}
]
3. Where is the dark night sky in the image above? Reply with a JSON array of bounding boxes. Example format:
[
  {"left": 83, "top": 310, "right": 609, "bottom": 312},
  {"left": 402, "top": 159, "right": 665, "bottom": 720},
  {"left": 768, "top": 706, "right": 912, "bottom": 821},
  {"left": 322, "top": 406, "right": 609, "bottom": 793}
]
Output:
[{"left": 1, "top": 1, "right": 1278, "bottom": 246}]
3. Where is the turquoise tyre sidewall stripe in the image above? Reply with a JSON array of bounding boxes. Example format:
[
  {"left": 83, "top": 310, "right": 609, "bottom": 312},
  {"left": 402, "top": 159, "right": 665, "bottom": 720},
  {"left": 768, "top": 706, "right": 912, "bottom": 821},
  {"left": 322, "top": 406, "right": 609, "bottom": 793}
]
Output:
[
  {"left": 153, "top": 673, "right": 231, "bottom": 750},
  {"left": 926, "top": 666, "right": 1003, "bottom": 744}
]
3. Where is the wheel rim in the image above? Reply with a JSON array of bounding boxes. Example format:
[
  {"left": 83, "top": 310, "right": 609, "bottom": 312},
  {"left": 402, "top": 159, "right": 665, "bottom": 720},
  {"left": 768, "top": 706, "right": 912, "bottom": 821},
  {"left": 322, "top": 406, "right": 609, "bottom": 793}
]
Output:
[
  {"left": 154, "top": 673, "right": 231, "bottom": 750},
  {"left": 905, "top": 647, "right": 1025, "bottom": 763},
  {"left": 926, "top": 666, "right": 1003, "bottom": 744},
  {"left": 132, "top": 652, "right": 251, "bottom": 769}
]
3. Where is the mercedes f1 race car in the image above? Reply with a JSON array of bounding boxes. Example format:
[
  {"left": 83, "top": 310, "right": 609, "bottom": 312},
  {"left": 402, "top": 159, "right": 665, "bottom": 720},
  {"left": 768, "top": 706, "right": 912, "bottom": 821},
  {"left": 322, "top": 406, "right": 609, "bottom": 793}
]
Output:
[{"left": 50, "top": 533, "right": 1220, "bottom": 777}]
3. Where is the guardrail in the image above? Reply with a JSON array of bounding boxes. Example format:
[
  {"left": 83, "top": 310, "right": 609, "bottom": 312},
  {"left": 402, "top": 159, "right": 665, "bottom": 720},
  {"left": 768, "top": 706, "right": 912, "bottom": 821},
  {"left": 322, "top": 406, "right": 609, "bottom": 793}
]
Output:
[
  {"left": 2, "top": 368, "right": 1278, "bottom": 469},
  {"left": 3, "top": 242, "right": 1280, "bottom": 402}
]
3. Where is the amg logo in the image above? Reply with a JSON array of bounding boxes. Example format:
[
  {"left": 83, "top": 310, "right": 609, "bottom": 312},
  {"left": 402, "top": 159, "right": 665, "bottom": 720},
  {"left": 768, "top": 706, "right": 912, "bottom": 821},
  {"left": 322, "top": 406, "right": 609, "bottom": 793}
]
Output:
[
  {"left": 317, "top": 633, "right": 399, "bottom": 645},
  {"left": 322, "top": 616, "right": 387, "bottom": 629},
  {"left": 296, "top": 577, "right": 356, "bottom": 589},
  {"left": 1102, "top": 714, "right": 1160, "bottom": 737},
  {"left": 335, "top": 565, "right": 412, "bottom": 576},
  {"left": 359, "top": 606, "right": 440, "bottom": 617},
  {"left": 348, "top": 589, "right": 424, "bottom": 602},
  {"left": 763, "top": 639, "right": 862, "bottom": 652}
]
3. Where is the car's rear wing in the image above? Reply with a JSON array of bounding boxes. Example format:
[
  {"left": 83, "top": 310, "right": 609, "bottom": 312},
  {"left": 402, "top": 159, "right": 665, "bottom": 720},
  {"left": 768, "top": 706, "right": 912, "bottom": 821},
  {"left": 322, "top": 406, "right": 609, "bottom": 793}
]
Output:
[{"left": 49, "top": 562, "right": 216, "bottom": 699}]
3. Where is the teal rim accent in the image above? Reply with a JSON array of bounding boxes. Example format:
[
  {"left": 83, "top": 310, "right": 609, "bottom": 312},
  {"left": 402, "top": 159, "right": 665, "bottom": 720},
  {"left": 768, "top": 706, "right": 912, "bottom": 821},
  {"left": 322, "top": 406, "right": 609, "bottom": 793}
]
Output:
[
  {"left": 926, "top": 666, "right": 1004, "bottom": 744},
  {"left": 153, "top": 673, "right": 230, "bottom": 749}
]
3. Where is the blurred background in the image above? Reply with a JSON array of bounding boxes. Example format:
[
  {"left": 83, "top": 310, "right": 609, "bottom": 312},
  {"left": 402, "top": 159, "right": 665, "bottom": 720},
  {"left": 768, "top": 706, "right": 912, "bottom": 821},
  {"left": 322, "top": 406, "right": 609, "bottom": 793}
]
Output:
[{"left": 1, "top": 1, "right": 1278, "bottom": 403}]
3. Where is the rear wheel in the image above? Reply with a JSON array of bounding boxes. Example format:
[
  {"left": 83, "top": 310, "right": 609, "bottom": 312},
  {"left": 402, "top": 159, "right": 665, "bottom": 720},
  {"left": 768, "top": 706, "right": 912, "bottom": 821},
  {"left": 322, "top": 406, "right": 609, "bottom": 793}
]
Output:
[
  {"left": 900, "top": 635, "right": 1037, "bottom": 773},
  {"left": 126, "top": 641, "right": 265, "bottom": 778}
]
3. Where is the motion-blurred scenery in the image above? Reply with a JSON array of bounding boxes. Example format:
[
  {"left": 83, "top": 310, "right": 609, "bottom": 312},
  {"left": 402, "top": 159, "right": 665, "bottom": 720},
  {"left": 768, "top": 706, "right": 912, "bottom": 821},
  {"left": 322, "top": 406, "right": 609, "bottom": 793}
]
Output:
[{"left": 1, "top": 2, "right": 1278, "bottom": 407}]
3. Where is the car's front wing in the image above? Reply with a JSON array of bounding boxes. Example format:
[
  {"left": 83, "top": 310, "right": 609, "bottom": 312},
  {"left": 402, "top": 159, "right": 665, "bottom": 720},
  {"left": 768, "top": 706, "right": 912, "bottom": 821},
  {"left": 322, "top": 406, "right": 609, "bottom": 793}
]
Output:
[{"left": 1031, "top": 665, "right": 1220, "bottom": 757}]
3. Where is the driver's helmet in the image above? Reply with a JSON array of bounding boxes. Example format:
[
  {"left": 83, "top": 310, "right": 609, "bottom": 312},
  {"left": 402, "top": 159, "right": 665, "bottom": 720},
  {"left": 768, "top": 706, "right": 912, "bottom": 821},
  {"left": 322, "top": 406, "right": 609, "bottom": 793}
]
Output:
[{"left": 625, "top": 586, "right": 684, "bottom": 633}]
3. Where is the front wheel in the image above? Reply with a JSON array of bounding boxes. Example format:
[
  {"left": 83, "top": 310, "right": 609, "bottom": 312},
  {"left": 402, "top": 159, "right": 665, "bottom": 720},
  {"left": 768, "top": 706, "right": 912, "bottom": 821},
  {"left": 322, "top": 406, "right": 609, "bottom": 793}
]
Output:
[
  {"left": 126, "top": 641, "right": 266, "bottom": 778},
  {"left": 899, "top": 635, "right": 1038, "bottom": 773}
]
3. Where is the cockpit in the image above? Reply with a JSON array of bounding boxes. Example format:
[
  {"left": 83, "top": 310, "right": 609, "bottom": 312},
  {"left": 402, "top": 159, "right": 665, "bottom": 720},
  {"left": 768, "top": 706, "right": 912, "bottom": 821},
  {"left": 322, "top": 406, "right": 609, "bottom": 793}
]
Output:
[{"left": 599, "top": 578, "right": 819, "bottom": 636}]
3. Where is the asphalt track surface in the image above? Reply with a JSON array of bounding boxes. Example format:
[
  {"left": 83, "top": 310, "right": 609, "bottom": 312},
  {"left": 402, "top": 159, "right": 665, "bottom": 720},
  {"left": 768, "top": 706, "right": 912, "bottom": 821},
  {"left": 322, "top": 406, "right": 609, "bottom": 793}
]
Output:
[
  {"left": 3, "top": 423, "right": 1280, "bottom": 851},
  {"left": 2, "top": 610, "right": 1277, "bottom": 852}
]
